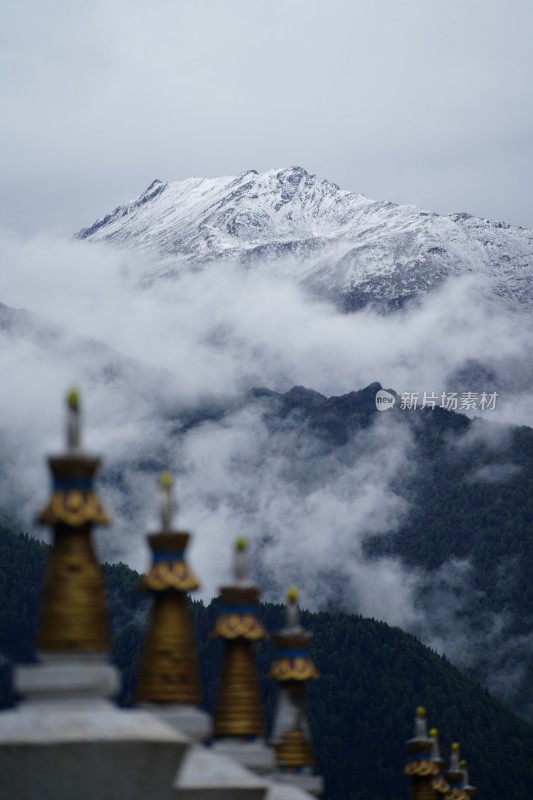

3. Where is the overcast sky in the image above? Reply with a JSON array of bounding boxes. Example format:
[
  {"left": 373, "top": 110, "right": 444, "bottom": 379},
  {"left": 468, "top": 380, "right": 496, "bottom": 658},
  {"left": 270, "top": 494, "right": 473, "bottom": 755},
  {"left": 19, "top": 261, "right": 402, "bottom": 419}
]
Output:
[{"left": 1, "top": 0, "right": 532, "bottom": 235}]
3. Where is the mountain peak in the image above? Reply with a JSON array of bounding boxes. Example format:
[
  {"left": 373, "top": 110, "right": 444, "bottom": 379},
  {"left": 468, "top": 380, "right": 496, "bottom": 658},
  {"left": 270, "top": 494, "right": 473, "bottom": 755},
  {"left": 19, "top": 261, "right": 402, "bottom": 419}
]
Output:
[
  {"left": 139, "top": 178, "right": 167, "bottom": 202},
  {"left": 75, "top": 168, "right": 533, "bottom": 312},
  {"left": 274, "top": 165, "right": 310, "bottom": 177},
  {"left": 143, "top": 178, "right": 165, "bottom": 193}
]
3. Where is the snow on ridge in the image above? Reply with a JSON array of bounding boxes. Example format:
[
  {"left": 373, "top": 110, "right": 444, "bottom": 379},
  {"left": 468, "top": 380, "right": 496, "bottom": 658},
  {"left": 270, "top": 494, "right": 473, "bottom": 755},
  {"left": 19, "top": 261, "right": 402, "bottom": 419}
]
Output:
[{"left": 76, "top": 166, "right": 533, "bottom": 311}]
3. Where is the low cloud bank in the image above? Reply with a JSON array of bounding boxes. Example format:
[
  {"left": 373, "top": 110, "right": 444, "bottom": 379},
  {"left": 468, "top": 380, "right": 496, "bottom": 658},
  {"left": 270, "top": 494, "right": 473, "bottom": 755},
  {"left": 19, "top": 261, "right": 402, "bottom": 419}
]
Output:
[{"left": 1, "top": 230, "right": 532, "bottom": 716}]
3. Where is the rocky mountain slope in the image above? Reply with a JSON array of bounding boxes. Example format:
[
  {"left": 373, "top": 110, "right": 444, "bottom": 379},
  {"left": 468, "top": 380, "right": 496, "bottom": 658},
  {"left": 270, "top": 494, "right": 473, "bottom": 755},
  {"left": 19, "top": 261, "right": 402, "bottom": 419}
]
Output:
[{"left": 76, "top": 167, "right": 533, "bottom": 310}]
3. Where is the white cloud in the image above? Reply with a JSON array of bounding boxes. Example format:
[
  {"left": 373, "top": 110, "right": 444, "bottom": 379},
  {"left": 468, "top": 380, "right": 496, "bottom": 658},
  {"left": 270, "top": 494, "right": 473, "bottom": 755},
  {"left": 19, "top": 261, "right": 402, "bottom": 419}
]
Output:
[
  {"left": 467, "top": 462, "right": 521, "bottom": 484},
  {"left": 3, "top": 232, "right": 533, "bottom": 423},
  {"left": 1, "top": 228, "right": 532, "bottom": 713}
]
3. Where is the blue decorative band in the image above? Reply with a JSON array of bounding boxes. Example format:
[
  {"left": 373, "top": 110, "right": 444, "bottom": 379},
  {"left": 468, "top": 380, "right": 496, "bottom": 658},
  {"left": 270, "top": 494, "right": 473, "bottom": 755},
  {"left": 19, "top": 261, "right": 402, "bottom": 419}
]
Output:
[
  {"left": 449, "top": 782, "right": 463, "bottom": 788},
  {"left": 220, "top": 604, "right": 256, "bottom": 614},
  {"left": 409, "top": 753, "right": 431, "bottom": 761},
  {"left": 274, "top": 648, "right": 308, "bottom": 659},
  {"left": 53, "top": 478, "right": 93, "bottom": 491},
  {"left": 153, "top": 551, "right": 184, "bottom": 563},
  {"left": 276, "top": 766, "right": 310, "bottom": 775}
]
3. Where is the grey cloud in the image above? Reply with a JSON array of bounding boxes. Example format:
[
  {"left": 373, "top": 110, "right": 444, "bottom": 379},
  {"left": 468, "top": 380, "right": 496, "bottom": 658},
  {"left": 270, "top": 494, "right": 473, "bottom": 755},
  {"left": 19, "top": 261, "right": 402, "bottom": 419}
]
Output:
[
  {"left": 446, "top": 416, "right": 515, "bottom": 454},
  {"left": 1, "top": 1, "right": 533, "bottom": 234}
]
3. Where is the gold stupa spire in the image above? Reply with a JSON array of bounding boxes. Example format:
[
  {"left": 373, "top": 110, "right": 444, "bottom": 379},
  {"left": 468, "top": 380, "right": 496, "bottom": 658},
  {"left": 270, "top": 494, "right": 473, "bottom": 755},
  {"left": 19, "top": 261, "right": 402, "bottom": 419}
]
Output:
[
  {"left": 210, "top": 538, "right": 267, "bottom": 738},
  {"left": 430, "top": 727, "right": 450, "bottom": 798},
  {"left": 404, "top": 707, "right": 439, "bottom": 800},
  {"left": 444, "top": 743, "right": 469, "bottom": 800},
  {"left": 36, "top": 389, "right": 111, "bottom": 653},
  {"left": 269, "top": 586, "right": 319, "bottom": 775},
  {"left": 136, "top": 472, "right": 202, "bottom": 704}
]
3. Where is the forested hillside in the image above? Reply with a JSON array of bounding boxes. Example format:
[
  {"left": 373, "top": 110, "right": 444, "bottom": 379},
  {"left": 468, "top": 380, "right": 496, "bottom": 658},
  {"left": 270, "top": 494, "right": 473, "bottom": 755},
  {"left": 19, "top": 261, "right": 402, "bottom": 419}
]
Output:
[
  {"left": 184, "top": 382, "right": 533, "bottom": 718},
  {"left": 1, "top": 525, "right": 532, "bottom": 800}
]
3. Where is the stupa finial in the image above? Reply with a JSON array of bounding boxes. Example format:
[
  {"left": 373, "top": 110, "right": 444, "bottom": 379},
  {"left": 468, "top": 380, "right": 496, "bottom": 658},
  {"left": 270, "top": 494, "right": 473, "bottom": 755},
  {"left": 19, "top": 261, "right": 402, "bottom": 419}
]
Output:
[
  {"left": 429, "top": 728, "right": 440, "bottom": 760},
  {"left": 414, "top": 706, "right": 428, "bottom": 738},
  {"left": 159, "top": 471, "right": 175, "bottom": 530},
  {"left": 460, "top": 758, "right": 478, "bottom": 798},
  {"left": 285, "top": 586, "right": 301, "bottom": 630},
  {"left": 66, "top": 387, "right": 81, "bottom": 452},
  {"left": 270, "top": 586, "right": 318, "bottom": 683},
  {"left": 234, "top": 536, "right": 249, "bottom": 582},
  {"left": 450, "top": 742, "right": 461, "bottom": 772}
]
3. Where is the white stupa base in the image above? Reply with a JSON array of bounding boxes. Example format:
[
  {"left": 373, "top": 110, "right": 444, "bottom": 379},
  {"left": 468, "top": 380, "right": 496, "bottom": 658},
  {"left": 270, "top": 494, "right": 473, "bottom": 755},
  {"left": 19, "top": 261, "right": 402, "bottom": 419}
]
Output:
[
  {"left": 272, "top": 772, "right": 324, "bottom": 797},
  {"left": 141, "top": 703, "right": 211, "bottom": 742},
  {"left": 211, "top": 738, "right": 275, "bottom": 775},
  {"left": 0, "top": 659, "right": 190, "bottom": 800},
  {"left": 266, "top": 782, "right": 320, "bottom": 800},
  {"left": 175, "top": 745, "right": 268, "bottom": 800},
  {"left": 16, "top": 655, "right": 119, "bottom": 701}
]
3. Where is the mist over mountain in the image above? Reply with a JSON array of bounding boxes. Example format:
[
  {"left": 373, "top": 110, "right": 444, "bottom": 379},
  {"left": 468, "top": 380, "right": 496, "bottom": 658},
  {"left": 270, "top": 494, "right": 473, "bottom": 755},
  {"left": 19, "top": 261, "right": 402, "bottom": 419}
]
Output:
[
  {"left": 1, "top": 167, "right": 533, "bottom": 727},
  {"left": 76, "top": 166, "right": 533, "bottom": 311},
  {"left": 1, "top": 298, "right": 532, "bottom": 722}
]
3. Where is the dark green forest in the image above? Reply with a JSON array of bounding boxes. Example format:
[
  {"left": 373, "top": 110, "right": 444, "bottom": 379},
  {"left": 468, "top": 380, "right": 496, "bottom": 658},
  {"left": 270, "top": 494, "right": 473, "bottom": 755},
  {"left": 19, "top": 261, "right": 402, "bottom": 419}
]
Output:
[{"left": 1, "top": 525, "right": 532, "bottom": 800}]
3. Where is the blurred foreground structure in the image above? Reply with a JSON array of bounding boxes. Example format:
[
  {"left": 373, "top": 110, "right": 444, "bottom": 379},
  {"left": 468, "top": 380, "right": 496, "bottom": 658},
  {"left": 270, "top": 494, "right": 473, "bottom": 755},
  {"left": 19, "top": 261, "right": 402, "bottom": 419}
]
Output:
[
  {"left": 0, "top": 393, "right": 478, "bottom": 799},
  {"left": 404, "top": 708, "right": 477, "bottom": 800}
]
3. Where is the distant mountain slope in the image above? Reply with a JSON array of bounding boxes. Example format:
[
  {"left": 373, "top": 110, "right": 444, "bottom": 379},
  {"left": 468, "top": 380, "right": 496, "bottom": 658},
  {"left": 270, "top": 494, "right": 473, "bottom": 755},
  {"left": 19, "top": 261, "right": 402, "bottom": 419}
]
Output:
[
  {"left": 0, "top": 300, "right": 186, "bottom": 538},
  {"left": 0, "top": 301, "right": 177, "bottom": 405},
  {"left": 1, "top": 526, "right": 532, "bottom": 800},
  {"left": 76, "top": 167, "right": 533, "bottom": 310}
]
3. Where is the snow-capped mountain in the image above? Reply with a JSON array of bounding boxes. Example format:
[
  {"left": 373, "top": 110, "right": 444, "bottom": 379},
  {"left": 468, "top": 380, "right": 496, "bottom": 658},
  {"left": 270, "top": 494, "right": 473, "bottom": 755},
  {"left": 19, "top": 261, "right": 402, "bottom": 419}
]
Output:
[{"left": 77, "top": 167, "right": 533, "bottom": 310}]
